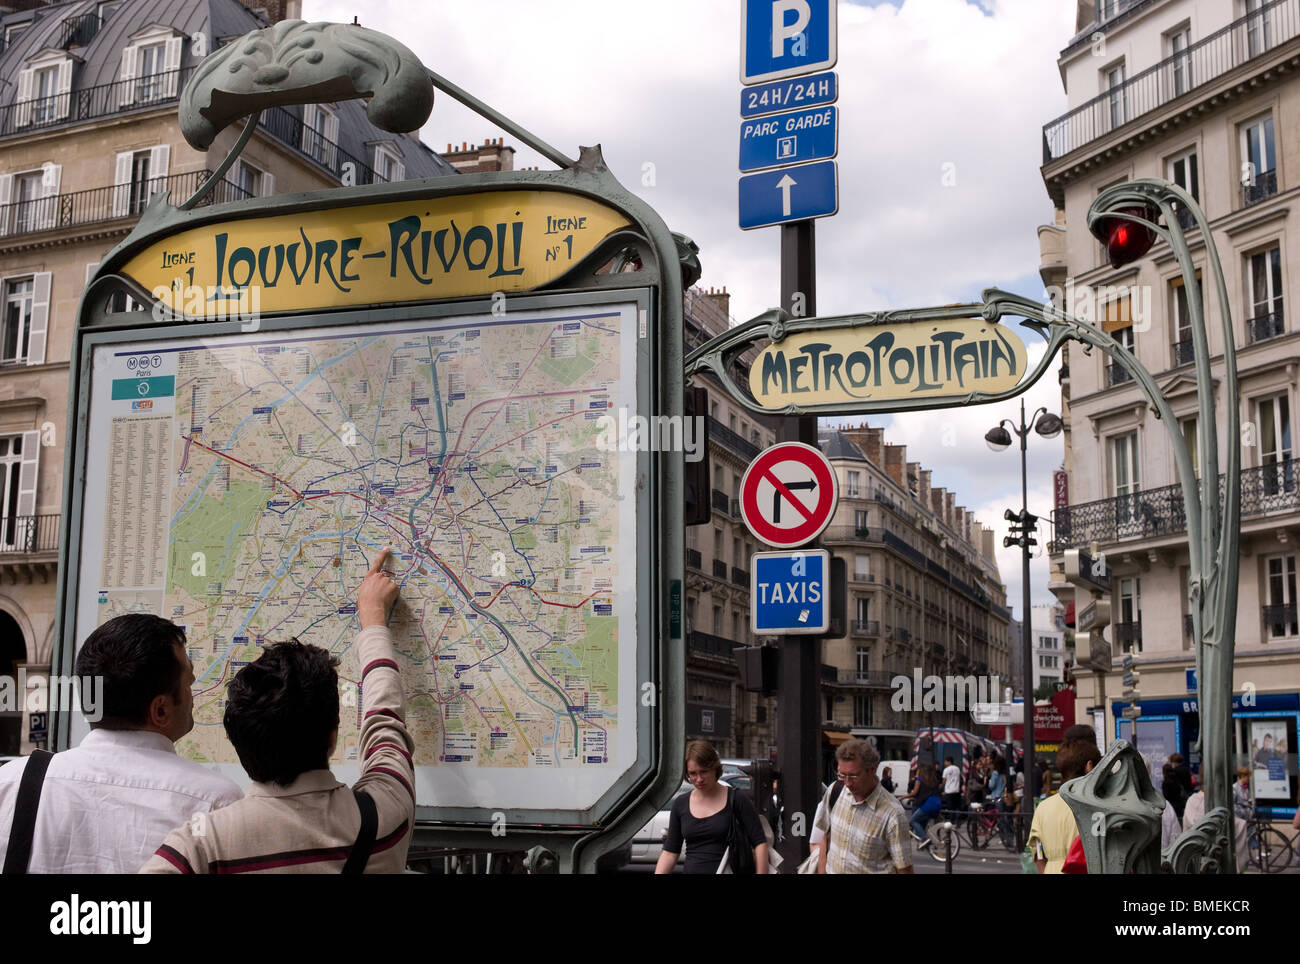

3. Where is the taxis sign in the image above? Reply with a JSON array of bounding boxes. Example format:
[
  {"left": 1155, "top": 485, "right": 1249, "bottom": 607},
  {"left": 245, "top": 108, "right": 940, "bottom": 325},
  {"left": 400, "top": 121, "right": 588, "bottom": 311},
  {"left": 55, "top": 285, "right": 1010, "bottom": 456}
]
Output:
[
  {"left": 748, "top": 318, "right": 1029, "bottom": 410},
  {"left": 122, "top": 190, "right": 630, "bottom": 317}
]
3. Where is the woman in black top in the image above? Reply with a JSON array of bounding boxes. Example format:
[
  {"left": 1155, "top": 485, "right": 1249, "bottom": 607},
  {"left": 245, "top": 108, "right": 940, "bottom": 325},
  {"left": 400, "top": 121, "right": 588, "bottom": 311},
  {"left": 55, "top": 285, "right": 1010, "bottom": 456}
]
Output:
[{"left": 655, "top": 740, "right": 767, "bottom": 874}]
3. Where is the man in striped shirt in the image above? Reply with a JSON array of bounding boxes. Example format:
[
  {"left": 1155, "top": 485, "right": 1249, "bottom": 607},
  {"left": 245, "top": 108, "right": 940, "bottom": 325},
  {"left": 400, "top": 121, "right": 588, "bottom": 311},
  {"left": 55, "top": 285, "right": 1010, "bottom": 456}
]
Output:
[
  {"left": 815, "top": 738, "right": 913, "bottom": 874},
  {"left": 141, "top": 549, "right": 414, "bottom": 874}
]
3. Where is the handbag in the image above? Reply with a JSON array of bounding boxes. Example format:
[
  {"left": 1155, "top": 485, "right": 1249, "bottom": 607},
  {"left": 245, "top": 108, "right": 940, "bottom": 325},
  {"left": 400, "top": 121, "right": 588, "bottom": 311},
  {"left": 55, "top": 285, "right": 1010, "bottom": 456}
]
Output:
[{"left": 717, "top": 787, "right": 757, "bottom": 875}]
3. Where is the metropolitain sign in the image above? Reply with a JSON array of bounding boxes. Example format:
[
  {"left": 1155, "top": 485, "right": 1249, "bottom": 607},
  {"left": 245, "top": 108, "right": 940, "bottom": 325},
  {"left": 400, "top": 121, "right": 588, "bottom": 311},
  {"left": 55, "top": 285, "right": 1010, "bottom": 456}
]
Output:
[{"left": 748, "top": 318, "right": 1029, "bottom": 410}]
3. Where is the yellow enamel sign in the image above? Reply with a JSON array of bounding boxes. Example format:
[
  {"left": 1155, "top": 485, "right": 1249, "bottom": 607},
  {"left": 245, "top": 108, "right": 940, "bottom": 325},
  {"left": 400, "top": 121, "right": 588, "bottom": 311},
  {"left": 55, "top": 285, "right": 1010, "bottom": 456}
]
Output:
[
  {"left": 749, "top": 319, "right": 1030, "bottom": 409},
  {"left": 121, "top": 190, "right": 631, "bottom": 316}
]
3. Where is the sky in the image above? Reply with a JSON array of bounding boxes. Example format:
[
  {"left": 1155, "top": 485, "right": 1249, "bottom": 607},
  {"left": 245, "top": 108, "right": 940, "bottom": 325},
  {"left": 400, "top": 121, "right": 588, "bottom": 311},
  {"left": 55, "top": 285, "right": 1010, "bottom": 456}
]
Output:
[{"left": 304, "top": 0, "right": 1079, "bottom": 621}]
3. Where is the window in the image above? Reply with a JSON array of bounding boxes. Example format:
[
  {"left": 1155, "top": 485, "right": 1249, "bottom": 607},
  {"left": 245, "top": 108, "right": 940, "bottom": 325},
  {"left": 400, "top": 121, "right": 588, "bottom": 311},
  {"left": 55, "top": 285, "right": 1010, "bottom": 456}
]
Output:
[
  {"left": 732, "top": 611, "right": 741, "bottom": 643},
  {"left": 374, "top": 145, "right": 405, "bottom": 183},
  {"left": 1265, "top": 555, "right": 1297, "bottom": 639},
  {"left": 1240, "top": 115, "right": 1276, "bottom": 204},
  {"left": 732, "top": 536, "right": 740, "bottom": 567},
  {"left": 1, "top": 274, "right": 50, "bottom": 366},
  {"left": 854, "top": 509, "right": 868, "bottom": 536},
  {"left": 118, "top": 29, "right": 182, "bottom": 107},
  {"left": 113, "top": 145, "right": 168, "bottom": 219},
  {"left": 1246, "top": 246, "right": 1284, "bottom": 342},
  {"left": 713, "top": 528, "right": 723, "bottom": 559},
  {"left": 0, "top": 433, "right": 40, "bottom": 552},
  {"left": 1105, "top": 61, "right": 1128, "bottom": 129},
  {"left": 1117, "top": 577, "right": 1142, "bottom": 653},
  {"left": 232, "top": 159, "right": 273, "bottom": 199},
  {"left": 32, "top": 66, "right": 59, "bottom": 125},
  {"left": 854, "top": 694, "right": 872, "bottom": 727},
  {"left": 15, "top": 54, "right": 72, "bottom": 127},
  {"left": 1169, "top": 273, "right": 1201, "bottom": 366},
  {"left": 846, "top": 470, "right": 861, "bottom": 497},
  {"left": 855, "top": 597, "right": 870, "bottom": 624},
  {"left": 1166, "top": 26, "right": 1192, "bottom": 97},
  {"left": 1103, "top": 297, "right": 1134, "bottom": 386},
  {"left": 1255, "top": 393, "right": 1293, "bottom": 498},
  {"left": 1166, "top": 148, "right": 1199, "bottom": 230},
  {"left": 728, "top": 414, "right": 736, "bottom": 432},
  {"left": 1180, "top": 416, "right": 1200, "bottom": 480},
  {"left": 854, "top": 553, "right": 869, "bottom": 581},
  {"left": 1246, "top": 0, "right": 1272, "bottom": 58},
  {"left": 1111, "top": 431, "right": 1140, "bottom": 528},
  {"left": 10, "top": 171, "right": 42, "bottom": 235},
  {"left": 712, "top": 605, "right": 722, "bottom": 636},
  {"left": 856, "top": 647, "right": 870, "bottom": 681},
  {"left": 302, "top": 103, "right": 339, "bottom": 170}
]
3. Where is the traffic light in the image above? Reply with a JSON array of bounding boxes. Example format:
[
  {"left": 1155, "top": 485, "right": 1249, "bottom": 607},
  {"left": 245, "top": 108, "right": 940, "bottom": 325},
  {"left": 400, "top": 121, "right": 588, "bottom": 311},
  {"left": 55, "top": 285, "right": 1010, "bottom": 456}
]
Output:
[
  {"left": 683, "top": 386, "right": 711, "bottom": 525},
  {"left": 1091, "top": 203, "right": 1159, "bottom": 268}
]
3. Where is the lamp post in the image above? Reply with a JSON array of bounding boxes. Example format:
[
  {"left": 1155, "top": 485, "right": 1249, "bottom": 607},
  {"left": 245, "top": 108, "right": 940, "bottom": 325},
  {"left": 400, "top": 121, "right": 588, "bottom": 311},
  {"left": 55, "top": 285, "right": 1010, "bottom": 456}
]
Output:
[{"left": 985, "top": 399, "right": 1062, "bottom": 830}]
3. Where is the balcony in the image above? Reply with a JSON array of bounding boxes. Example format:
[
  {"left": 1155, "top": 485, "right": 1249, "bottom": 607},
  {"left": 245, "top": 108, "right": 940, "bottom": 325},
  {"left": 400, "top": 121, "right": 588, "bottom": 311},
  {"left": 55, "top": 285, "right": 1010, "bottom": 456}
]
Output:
[
  {"left": 1172, "top": 340, "right": 1195, "bottom": 366},
  {"left": 1043, "top": 0, "right": 1300, "bottom": 163},
  {"left": 1242, "top": 169, "right": 1280, "bottom": 207},
  {"left": 827, "top": 668, "right": 898, "bottom": 688},
  {"left": 1264, "top": 603, "right": 1297, "bottom": 636},
  {"left": 892, "top": 627, "right": 911, "bottom": 643},
  {"left": 0, "top": 68, "right": 382, "bottom": 185},
  {"left": 687, "top": 631, "right": 738, "bottom": 661},
  {"left": 852, "top": 570, "right": 870, "bottom": 582},
  {"left": 851, "top": 620, "right": 880, "bottom": 637},
  {"left": 58, "top": 13, "right": 105, "bottom": 49},
  {"left": 706, "top": 416, "right": 761, "bottom": 461},
  {"left": 1183, "top": 613, "right": 1194, "bottom": 639},
  {"left": 1113, "top": 621, "right": 1142, "bottom": 648},
  {"left": 712, "top": 559, "right": 728, "bottom": 579},
  {"left": 730, "top": 566, "right": 749, "bottom": 587},
  {"left": 0, "top": 170, "right": 248, "bottom": 241},
  {"left": 1050, "top": 458, "right": 1300, "bottom": 550},
  {"left": 686, "top": 548, "right": 702, "bottom": 570},
  {"left": 1247, "top": 310, "right": 1285, "bottom": 344},
  {"left": 822, "top": 525, "right": 872, "bottom": 543},
  {"left": 0, "top": 514, "right": 59, "bottom": 554},
  {"left": 1105, "top": 361, "right": 1133, "bottom": 387},
  {"left": 711, "top": 489, "right": 731, "bottom": 515}
]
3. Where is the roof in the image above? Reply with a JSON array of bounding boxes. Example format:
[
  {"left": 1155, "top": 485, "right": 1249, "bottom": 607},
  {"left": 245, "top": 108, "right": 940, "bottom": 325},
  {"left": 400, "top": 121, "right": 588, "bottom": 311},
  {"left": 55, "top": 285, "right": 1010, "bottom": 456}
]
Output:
[
  {"left": 0, "top": 0, "right": 454, "bottom": 179},
  {"left": 817, "top": 429, "right": 869, "bottom": 463}
]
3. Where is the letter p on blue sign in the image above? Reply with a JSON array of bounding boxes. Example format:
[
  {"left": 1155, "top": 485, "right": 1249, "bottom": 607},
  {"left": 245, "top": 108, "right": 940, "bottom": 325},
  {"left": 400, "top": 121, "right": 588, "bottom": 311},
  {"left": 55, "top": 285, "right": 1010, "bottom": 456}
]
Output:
[{"left": 741, "top": 0, "right": 837, "bottom": 85}]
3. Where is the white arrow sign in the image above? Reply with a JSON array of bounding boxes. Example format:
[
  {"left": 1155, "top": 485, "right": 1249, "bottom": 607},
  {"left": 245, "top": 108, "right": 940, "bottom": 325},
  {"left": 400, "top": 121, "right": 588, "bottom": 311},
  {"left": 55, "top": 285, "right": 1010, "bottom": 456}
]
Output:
[{"left": 776, "top": 173, "right": 796, "bottom": 216}]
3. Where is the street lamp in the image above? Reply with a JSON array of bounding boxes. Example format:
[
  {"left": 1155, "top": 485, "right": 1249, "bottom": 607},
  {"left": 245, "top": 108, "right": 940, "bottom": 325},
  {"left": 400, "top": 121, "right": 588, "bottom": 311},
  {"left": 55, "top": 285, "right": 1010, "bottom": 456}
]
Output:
[{"left": 986, "top": 398, "right": 1061, "bottom": 831}]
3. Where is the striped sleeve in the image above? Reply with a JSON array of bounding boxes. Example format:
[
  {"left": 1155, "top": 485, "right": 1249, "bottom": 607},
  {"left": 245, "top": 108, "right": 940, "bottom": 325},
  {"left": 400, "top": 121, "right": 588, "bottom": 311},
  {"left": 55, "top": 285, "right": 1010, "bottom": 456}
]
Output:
[
  {"left": 351, "top": 625, "right": 416, "bottom": 854},
  {"left": 138, "top": 825, "right": 207, "bottom": 874}
]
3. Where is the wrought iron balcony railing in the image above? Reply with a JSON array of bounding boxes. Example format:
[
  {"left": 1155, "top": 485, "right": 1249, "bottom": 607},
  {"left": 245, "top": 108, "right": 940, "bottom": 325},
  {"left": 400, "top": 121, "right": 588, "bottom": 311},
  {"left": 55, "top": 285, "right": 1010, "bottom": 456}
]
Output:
[
  {"left": 1105, "top": 361, "right": 1134, "bottom": 387},
  {"left": 730, "top": 566, "right": 749, "bottom": 587},
  {"left": 706, "top": 416, "right": 761, "bottom": 461},
  {"left": 1043, "top": 0, "right": 1300, "bottom": 162},
  {"left": 1114, "top": 621, "right": 1142, "bottom": 647},
  {"left": 0, "top": 67, "right": 382, "bottom": 186},
  {"left": 1172, "top": 340, "right": 1195, "bottom": 366},
  {"left": 1264, "top": 603, "right": 1297, "bottom": 636},
  {"left": 711, "top": 489, "right": 730, "bottom": 514},
  {"left": 712, "top": 559, "right": 728, "bottom": 579},
  {"left": 687, "top": 630, "right": 738, "bottom": 661},
  {"left": 851, "top": 620, "right": 880, "bottom": 637},
  {"left": 1183, "top": 613, "right": 1194, "bottom": 638},
  {"left": 686, "top": 548, "right": 702, "bottom": 570},
  {"left": 1242, "top": 169, "right": 1280, "bottom": 207},
  {"left": 1247, "top": 310, "right": 1285, "bottom": 344},
  {"left": 822, "top": 526, "right": 872, "bottom": 543},
  {"left": 0, "top": 513, "right": 59, "bottom": 554},
  {"left": 828, "top": 668, "right": 898, "bottom": 687},
  {"left": 0, "top": 170, "right": 248, "bottom": 240},
  {"left": 1051, "top": 458, "right": 1299, "bottom": 550}
]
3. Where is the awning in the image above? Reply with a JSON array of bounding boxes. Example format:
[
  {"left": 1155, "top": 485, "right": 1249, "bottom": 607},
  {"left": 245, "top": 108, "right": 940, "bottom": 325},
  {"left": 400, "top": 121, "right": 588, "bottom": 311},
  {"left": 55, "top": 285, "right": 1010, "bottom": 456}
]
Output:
[{"left": 823, "top": 729, "right": 852, "bottom": 746}]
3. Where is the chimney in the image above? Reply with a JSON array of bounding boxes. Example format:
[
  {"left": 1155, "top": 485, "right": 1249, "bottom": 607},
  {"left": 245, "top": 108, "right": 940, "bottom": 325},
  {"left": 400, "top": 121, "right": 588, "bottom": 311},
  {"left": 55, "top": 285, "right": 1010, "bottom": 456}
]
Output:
[
  {"left": 906, "top": 461, "right": 920, "bottom": 497},
  {"left": 704, "top": 285, "right": 730, "bottom": 320},
  {"left": 918, "top": 469, "right": 931, "bottom": 508},
  {"left": 240, "top": 1, "right": 303, "bottom": 23},
  {"left": 945, "top": 492, "right": 955, "bottom": 529},
  {"left": 442, "top": 137, "right": 516, "bottom": 174},
  {"left": 883, "top": 444, "right": 907, "bottom": 491},
  {"left": 930, "top": 487, "right": 945, "bottom": 519},
  {"left": 981, "top": 527, "right": 996, "bottom": 560}
]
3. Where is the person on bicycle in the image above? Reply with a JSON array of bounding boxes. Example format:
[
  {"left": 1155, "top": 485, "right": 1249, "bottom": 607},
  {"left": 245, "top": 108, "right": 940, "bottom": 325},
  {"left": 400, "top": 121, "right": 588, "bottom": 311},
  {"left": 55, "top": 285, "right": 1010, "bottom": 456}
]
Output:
[{"left": 906, "top": 764, "right": 942, "bottom": 841}]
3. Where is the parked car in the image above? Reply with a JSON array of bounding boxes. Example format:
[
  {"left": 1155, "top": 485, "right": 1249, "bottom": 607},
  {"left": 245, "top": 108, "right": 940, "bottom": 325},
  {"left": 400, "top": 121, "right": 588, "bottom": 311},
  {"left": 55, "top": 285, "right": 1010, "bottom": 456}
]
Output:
[{"left": 877, "top": 760, "right": 910, "bottom": 797}]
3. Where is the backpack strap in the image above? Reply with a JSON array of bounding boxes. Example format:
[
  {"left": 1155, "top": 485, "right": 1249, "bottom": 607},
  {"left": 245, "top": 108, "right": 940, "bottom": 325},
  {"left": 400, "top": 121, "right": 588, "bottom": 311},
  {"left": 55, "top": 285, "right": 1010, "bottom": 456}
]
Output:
[
  {"left": 341, "top": 789, "right": 378, "bottom": 875},
  {"left": 3, "top": 749, "right": 54, "bottom": 876},
  {"left": 826, "top": 778, "right": 845, "bottom": 832}
]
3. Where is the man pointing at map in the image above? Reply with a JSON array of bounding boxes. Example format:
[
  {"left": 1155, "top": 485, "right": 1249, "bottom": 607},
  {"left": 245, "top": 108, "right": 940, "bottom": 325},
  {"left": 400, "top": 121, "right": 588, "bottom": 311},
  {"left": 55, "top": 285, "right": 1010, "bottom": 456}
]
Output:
[{"left": 142, "top": 549, "right": 415, "bottom": 873}]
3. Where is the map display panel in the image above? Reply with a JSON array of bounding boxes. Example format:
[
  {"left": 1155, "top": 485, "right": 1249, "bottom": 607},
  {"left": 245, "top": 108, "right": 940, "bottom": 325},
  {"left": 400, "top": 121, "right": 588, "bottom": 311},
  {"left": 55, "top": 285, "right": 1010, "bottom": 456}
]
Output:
[{"left": 74, "top": 302, "right": 640, "bottom": 811}]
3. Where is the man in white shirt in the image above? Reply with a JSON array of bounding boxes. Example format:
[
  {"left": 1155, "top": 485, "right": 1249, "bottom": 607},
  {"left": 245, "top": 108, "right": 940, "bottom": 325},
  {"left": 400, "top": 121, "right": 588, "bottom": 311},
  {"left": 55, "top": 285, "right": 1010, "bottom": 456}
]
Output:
[
  {"left": 941, "top": 759, "right": 963, "bottom": 813},
  {"left": 0, "top": 614, "right": 241, "bottom": 873}
]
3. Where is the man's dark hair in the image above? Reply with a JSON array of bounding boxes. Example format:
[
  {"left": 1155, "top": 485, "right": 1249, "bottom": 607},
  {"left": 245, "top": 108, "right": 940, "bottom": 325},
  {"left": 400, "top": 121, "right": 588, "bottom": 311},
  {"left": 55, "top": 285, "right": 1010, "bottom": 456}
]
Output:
[
  {"left": 1062, "top": 724, "right": 1098, "bottom": 748},
  {"left": 74, "top": 614, "right": 186, "bottom": 728},
  {"left": 1057, "top": 739, "right": 1102, "bottom": 781},
  {"left": 223, "top": 640, "right": 340, "bottom": 785}
]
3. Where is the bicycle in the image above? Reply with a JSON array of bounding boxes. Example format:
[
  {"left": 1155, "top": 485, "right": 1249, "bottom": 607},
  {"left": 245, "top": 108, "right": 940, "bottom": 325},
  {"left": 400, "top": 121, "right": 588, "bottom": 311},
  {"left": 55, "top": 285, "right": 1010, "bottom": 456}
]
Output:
[
  {"left": 1245, "top": 812, "right": 1295, "bottom": 873},
  {"left": 966, "top": 801, "right": 1017, "bottom": 852},
  {"left": 911, "top": 817, "right": 962, "bottom": 863}
]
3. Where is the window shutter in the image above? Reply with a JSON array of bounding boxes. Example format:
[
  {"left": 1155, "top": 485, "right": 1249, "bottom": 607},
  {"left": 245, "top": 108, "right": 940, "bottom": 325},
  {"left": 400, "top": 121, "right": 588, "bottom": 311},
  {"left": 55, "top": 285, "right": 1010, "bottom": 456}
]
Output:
[
  {"left": 15, "top": 67, "right": 34, "bottom": 126},
  {"left": 86, "top": 262, "right": 98, "bottom": 285},
  {"left": 323, "top": 109, "right": 339, "bottom": 170},
  {"left": 162, "top": 35, "right": 182, "bottom": 98},
  {"left": 118, "top": 45, "right": 137, "bottom": 106},
  {"left": 26, "top": 271, "right": 50, "bottom": 365},
  {"left": 0, "top": 174, "right": 12, "bottom": 238},
  {"left": 36, "top": 163, "right": 60, "bottom": 230},
  {"left": 1102, "top": 297, "right": 1132, "bottom": 334},
  {"left": 112, "top": 151, "right": 133, "bottom": 217},
  {"left": 260, "top": 171, "right": 274, "bottom": 197},
  {"left": 149, "top": 143, "right": 170, "bottom": 198},
  {"left": 56, "top": 59, "right": 73, "bottom": 120},
  {"left": 372, "top": 145, "right": 382, "bottom": 174},
  {"left": 16, "top": 429, "right": 41, "bottom": 523},
  {"left": 391, "top": 159, "right": 404, "bottom": 182}
]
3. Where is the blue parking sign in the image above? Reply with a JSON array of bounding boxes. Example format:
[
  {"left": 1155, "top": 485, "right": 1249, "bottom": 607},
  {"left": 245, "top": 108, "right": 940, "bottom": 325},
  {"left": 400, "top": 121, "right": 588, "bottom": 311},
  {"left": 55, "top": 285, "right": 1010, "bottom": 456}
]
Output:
[{"left": 741, "top": 0, "right": 837, "bottom": 85}]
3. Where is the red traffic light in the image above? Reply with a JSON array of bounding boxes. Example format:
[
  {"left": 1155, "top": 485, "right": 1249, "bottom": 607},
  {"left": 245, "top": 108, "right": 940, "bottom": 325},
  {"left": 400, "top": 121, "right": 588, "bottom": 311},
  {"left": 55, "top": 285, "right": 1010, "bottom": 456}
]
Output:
[{"left": 1094, "top": 205, "right": 1159, "bottom": 268}]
